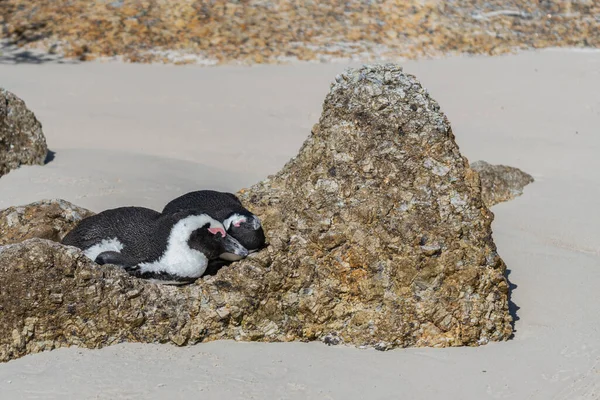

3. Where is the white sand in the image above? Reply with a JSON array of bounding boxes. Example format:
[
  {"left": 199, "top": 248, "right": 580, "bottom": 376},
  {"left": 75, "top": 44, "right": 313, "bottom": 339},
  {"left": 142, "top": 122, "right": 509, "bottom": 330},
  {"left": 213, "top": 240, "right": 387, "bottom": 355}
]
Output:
[{"left": 0, "top": 49, "right": 599, "bottom": 399}]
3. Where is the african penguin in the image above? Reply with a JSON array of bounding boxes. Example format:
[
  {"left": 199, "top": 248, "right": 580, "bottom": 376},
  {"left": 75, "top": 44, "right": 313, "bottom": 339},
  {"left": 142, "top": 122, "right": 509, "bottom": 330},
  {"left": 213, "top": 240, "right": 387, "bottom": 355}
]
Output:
[
  {"left": 162, "top": 190, "right": 266, "bottom": 258},
  {"left": 61, "top": 206, "right": 248, "bottom": 284}
]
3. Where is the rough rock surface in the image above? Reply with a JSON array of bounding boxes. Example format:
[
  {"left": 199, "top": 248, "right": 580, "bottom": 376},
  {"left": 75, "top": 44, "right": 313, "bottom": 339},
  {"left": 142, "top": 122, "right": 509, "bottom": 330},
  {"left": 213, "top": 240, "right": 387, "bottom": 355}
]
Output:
[
  {"left": 0, "top": 64, "right": 512, "bottom": 362},
  {"left": 1, "top": 1, "right": 597, "bottom": 64},
  {"left": 0, "top": 89, "right": 48, "bottom": 178},
  {"left": 471, "top": 160, "right": 534, "bottom": 207},
  {"left": 0, "top": 239, "right": 185, "bottom": 362},
  {"left": 0, "top": 199, "right": 95, "bottom": 246}
]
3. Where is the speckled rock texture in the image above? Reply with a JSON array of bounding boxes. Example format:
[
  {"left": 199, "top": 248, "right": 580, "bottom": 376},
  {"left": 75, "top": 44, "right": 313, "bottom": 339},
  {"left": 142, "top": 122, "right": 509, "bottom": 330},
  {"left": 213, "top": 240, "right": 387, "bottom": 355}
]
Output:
[
  {"left": 0, "top": 65, "right": 512, "bottom": 362},
  {"left": 0, "top": 89, "right": 48, "bottom": 177},
  {"left": 0, "top": 1, "right": 597, "bottom": 64},
  {"left": 471, "top": 161, "right": 534, "bottom": 207},
  {"left": 0, "top": 239, "right": 175, "bottom": 362},
  {"left": 0, "top": 199, "right": 95, "bottom": 246}
]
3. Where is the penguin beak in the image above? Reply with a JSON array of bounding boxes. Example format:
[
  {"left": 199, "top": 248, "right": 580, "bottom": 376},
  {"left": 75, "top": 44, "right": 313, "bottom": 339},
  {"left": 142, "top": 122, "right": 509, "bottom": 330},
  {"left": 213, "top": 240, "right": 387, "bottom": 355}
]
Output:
[{"left": 219, "top": 235, "right": 249, "bottom": 261}]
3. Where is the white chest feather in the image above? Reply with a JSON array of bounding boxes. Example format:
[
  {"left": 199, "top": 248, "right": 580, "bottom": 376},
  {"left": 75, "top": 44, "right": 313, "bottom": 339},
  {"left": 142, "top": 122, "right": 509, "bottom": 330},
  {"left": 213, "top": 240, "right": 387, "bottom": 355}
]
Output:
[
  {"left": 83, "top": 238, "right": 124, "bottom": 261},
  {"left": 138, "top": 215, "right": 212, "bottom": 279}
]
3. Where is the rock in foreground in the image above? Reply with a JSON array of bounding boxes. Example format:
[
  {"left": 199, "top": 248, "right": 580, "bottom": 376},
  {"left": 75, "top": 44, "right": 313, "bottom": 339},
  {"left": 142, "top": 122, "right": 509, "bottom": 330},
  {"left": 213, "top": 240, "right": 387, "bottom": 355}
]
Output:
[
  {"left": 0, "top": 239, "right": 182, "bottom": 362},
  {"left": 0, "top": 89, "right": 48, "bottom": 178},
  {"left": 0, "top": 64, "right": 512, "bottom": 362},
  {"left": 471, "top": 161, "right": 534, "bottom": 207}
]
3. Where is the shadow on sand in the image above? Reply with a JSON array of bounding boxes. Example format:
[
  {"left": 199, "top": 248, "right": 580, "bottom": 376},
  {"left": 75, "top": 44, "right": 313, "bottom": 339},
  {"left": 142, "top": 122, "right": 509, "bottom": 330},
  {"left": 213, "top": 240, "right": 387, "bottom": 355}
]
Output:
[
  {"left": 506, "top": 269, "right": 520, "bottom": 339},
  {"left": 0, "top": 41, "right": 78, "bottom": 65},
  {"left": 44, "top": 150, "right": 56, "bottom": 165}
]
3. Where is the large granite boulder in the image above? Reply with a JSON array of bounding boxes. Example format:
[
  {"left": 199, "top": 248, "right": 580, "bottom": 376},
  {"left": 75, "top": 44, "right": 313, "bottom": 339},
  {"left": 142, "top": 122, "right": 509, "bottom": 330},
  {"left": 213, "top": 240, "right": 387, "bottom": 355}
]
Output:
[
  {"left": 471, "top": 160, "right": 534, "bottom": 207},
  {"left": 0, "top": 89, "right": 48, "bottom": 178},
  {"left": 0, "top": 199, "right": 95, "bottom": 245},
  {"left": 0, "top": 64, "right": 512, "bottom": 362}
]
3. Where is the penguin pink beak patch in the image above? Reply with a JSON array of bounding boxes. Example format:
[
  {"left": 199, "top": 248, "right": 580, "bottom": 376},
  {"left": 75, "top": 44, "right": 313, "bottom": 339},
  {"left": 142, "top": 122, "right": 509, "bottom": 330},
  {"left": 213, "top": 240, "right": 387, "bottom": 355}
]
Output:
[
  {"left": 232, "top": 216, "right": 247, "bottom": 228},
  {"left": 208, "top": 227, "right": 226, "bottom": 237}
]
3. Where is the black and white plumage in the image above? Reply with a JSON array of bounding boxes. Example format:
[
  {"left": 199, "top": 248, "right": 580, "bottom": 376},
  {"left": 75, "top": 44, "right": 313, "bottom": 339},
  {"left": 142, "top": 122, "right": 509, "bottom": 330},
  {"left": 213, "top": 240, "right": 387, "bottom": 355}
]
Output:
[
  {"left": 61, "top": 206, "right": 248, "bottom": 284},
  {"left": 162, "top": 190, "right": 266, "bottom": 257}
]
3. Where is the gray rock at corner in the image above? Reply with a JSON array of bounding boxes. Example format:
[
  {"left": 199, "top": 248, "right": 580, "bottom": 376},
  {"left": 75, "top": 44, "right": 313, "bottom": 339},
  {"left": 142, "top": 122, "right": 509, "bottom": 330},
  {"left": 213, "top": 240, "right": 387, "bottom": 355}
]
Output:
[
  {"left": 0, "top": 64, "right": 513, "bottom": 363},
  {"left": 0, "top": 89, "right": 48, "bottom": 178},
  {"left": 471, "top": 160, "right": 534, "bottom": 207}
]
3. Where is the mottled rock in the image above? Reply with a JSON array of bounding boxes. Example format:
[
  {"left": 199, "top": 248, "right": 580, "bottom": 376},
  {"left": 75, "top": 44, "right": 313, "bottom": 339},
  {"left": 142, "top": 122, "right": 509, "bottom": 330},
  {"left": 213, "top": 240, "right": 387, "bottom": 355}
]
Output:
[
  {"left": 0, "top": 239, "right": 181, "bottom": 362},
  {"left": 1, "top": 1, "right": 597, "bottom": 64},
  {"left": 234, "top": 64, "right": 512, "bottom": 348},
  {"left": 0, "top": 89, "right": 48, "bottom": 177},
  {"left": 0, "top": 64, "right": 512, "bottom": 362},
  {"left": 471, "top": 161, "right": 534, "bottom": 207},
  {"left": 0, "top": 199, "right": 95, "bottom": 245}
]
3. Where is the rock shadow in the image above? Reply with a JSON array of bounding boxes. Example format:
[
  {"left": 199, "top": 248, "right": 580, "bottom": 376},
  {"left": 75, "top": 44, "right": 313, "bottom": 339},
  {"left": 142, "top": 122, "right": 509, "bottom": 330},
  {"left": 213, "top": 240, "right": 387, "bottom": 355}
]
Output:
[
  {"left": 44, "top": 150, "right": 56, "bottom": 164},
  {"left": 506, "top": 269, "right": 520, "bottom": 339},
  {"left": 0, "top": 41, "right": 78, "bottom": 65}
]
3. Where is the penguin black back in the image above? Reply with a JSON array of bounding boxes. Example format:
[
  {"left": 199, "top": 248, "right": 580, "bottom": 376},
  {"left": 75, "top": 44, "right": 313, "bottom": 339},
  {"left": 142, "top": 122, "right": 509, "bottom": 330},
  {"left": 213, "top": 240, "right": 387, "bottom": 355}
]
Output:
[
  {"left": 61, "top": 206, "right": 249, "bottom": 283},
  {"left": 163, "top": 190, "right": 244, "bottom": 220},
  {"left": 62, "top": 207, "right": 169, "bottom": 263}
]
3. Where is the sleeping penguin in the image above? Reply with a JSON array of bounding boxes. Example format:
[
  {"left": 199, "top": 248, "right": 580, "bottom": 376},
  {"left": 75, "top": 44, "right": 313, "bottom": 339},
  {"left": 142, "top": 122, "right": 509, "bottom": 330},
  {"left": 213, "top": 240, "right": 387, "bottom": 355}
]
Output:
[
  {"left": 162, "top": 190, "right": 266, "bottom": 258},
  {"left": 61, "top": 206, "right": 248, "bottom": 284}
]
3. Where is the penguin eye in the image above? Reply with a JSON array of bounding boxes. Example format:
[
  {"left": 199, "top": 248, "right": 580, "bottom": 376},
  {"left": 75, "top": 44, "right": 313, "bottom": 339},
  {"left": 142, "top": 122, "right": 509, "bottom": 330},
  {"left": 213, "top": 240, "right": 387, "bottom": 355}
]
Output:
[{"left": 208, "top": 227, "right": 226, "bottom": 237}]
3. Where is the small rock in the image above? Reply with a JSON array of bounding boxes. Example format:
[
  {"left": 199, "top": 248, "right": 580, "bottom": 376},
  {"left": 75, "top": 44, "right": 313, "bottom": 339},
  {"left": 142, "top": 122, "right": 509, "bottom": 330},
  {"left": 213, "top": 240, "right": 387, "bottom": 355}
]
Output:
[
  {"left": 322, "top": 333, "right": 343, "bottom": 346},
  {"left": 471, "top": 161, "right": 534, "bottom": 207},
  {"left": 0, "top": 89, "right": 48, "bottom": 178}
]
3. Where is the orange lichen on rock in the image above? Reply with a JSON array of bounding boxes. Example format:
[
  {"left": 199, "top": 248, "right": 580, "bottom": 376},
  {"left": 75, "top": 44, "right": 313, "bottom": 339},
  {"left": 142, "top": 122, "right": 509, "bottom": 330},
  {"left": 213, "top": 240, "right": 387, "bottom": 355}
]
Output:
[{"left": 0, "top": 1, "right": 597, "bottom": 64}]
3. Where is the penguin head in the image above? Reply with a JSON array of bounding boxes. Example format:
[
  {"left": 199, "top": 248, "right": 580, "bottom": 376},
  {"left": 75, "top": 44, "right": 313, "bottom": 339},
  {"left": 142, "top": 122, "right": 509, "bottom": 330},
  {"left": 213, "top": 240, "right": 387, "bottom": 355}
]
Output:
[
  {"left": 186, "top": 216, "right": 249, "bottom": 261},
  {"left": 222, "top": 212, "right": 266, "bottom": 252}
]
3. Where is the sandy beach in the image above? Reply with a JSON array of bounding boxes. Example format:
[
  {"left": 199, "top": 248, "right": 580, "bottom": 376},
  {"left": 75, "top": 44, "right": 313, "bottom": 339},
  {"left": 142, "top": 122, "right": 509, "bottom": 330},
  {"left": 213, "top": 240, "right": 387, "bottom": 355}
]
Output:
[{"left": 0, "top": 48, "right": 599, "bottom": 398}]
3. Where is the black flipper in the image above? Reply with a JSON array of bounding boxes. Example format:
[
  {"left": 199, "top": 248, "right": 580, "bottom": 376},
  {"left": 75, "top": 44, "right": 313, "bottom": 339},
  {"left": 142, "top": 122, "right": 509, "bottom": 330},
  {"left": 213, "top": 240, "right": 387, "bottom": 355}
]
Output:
[
  {"left": 203, "top": 259, "right": 231, "bottom": 276},
  {"left": 95, "top": 251, "right": 139, "bottom": 270}
]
